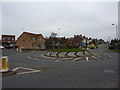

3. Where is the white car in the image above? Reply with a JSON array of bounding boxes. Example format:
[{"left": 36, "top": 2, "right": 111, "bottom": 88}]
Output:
[{"left": 0, "top": 45, "right": 4, "bottom": 49}]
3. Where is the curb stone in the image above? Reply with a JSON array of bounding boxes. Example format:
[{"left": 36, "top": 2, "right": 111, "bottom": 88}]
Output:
[{"left": 2, "top": 71, "right": 16, "bottom": 77}]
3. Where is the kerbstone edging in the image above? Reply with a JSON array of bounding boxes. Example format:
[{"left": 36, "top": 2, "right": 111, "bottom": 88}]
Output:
[
  {"left": 58, "top": 52, "right": 68, "bottom": 58},
  {"left": 51, "top": 52, "right": 58, "bottom": 57},
  {"left": 44, "top": 51, "right": 91, "bottom": 58},
  {"left": 67, "top": 52, "right": 76, "bottom": 57}
]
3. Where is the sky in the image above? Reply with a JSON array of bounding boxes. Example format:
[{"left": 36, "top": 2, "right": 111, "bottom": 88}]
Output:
[{"left": 1, "top": 1, "right": 118, "bottom": 41}]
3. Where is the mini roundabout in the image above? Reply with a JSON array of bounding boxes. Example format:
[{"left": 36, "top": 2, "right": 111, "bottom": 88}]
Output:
[{"left": 28, "top": 50, "right": 110, "bottom": 62}]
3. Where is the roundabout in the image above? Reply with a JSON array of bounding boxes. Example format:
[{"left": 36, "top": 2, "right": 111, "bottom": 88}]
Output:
[{"left": 28, "top": 50, "right": 110, "bottom": 62}]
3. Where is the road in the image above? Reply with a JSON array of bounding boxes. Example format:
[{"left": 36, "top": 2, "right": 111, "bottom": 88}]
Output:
[{"left": 2, "top": 44, "right": 118, "bottom": 88}]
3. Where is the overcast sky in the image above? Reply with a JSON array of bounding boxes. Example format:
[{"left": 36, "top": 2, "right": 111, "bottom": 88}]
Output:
[{"left": 1, "top": 2, "right": 118, "bottom": 41}]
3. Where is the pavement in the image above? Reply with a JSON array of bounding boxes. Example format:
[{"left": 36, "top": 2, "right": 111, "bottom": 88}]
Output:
[{"left": 1, "top": 44, "right": 119, "bottom": 88}]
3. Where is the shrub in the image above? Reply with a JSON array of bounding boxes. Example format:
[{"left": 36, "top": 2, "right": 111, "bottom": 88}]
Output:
[{"left": 109, "top": 45, "right": 116, "bottom": 49}]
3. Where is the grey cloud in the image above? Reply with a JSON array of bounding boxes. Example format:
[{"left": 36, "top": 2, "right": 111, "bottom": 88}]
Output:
[{"left": 2, "top": 2, "right": 118, "bottom": 41}]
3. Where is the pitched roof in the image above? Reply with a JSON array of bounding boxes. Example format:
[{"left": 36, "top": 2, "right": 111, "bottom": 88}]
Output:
[
  {"left": 17, "top": 32, "right": 44, "bottom": 40},
  {"left": 23, "top": 32, "right": 42, "bottom": 36},
  {"left": 2, "top": 35, "right": 15, "bottom": 37}
]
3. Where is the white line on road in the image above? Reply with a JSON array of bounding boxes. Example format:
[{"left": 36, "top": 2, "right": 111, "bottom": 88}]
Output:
[
  {"left": 17, "top": 70, "right": 41, "bottom": 75},
  {"left": 55, "top": 60, "right": 60, "bottom": 62},
  {"left": 104, "top": 70, "right": 115, "bottom": 73},
  {"left": 12, "top": 67, "right": 41, "bottom": 75},
  {"left": 92, "top": 56, "right": 100, "bottom": 60},
  {"left": 12, "top": 67, "right": 36, "bottom": 71},
  {"left": 72, "top": 57, "right": 81, "bottom": 61},
  {"left": 12, "top": 67, "right": 20, "bottom": 71}
]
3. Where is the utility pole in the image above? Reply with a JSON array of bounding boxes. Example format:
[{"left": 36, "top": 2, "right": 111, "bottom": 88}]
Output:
[
  {"left": 112, "top": 24, "right": 117, "bottom": 39},
  {"left": 109, "top": 37, "right": 110, "bottom": 43},
  {"left": 58, "top": 28, "right": 60, "bottom": 37}
]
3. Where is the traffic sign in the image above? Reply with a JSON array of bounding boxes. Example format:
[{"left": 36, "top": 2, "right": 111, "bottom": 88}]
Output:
[{"left": 80, "top": 42, "right": 83, "bottom": 46}]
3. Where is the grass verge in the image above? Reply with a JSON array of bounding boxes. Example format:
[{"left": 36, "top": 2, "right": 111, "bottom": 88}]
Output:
[
  {"left": 105, "top": 49, "right": 120, "bottom": 52},
  {"left": 49, "top": 49, "right": 88, "bottom": 52}
]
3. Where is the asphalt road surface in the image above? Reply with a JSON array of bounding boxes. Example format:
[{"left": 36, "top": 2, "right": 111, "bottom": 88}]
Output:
[{"left": 2, "top": 44, "right": 119, "bottom": 88}]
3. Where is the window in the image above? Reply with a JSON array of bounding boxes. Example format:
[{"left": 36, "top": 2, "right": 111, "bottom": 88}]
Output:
[
  {"left": 23, "top": 40, "right": 25, "bottom": 42},
  {"left": 12, "top": 38, "right": 14, "bottom": 40},
  {"left": 3, "top": 37, "right": 5, "bottom": 40},
  {"left": 31, "top": 37, "right": 36, "bottom": 41},
  {"left": 8, "top": 37, "right": 10, "bottom": 40},
  {"left": 39, "top": 39, "right": 43, "bottom": 44}
]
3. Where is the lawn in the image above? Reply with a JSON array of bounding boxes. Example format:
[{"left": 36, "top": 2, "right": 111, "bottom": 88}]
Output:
[
  {"left": 105, "top": 49, "right": 120, "bottom": 52},
  {"left": 49, "top": 49, "right": 88, "bottom": 52}
]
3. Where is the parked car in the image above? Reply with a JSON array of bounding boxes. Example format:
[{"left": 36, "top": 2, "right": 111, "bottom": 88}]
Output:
[
  {"left": 0, "top": 45, "right": 4, "bottom": 49},
  {"left": 5, "top": 44, "right": 14, "bottom": 49},
  {"left": 87, "top": 44, "right": 95, "bottom": 49}
]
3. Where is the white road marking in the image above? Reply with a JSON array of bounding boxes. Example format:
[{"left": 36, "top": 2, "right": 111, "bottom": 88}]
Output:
[
  {"left": 104, "top": 70, "right": 115, "bottom": 73},
  {"left": 92, "top": 56, "right": 99, "bottom": 60},
  {"left": 72, "top": 57, "right": 81, "bottom": 61},
  {"left": 28, "top": 56, "right": 31, "bottom": 59},
  {"left": 17, "top": 70, "right": 41, "bottom": 75},
  {"left": 12, "top": 67, "right": 41, "bottom": 75},
  {"left": 12, "top": 67, "right": 20, "bottom": 71},
  {"left": 55, "top": 60, "right": 60, "bottom": 62}
]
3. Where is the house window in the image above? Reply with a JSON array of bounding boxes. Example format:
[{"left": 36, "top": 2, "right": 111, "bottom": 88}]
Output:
[
  {"left": 32, "top": 44, "right": 38, "bottom": 49},
  {"left": 12, "top": 38, "right": 14, "bottom": 40},
  {"left": 39, "top": 39, "right": 43, "bottom": 44},
  {"left": 3, "top": 37, "right": 5, "bottom": 40},
  {"left": 31, "top": 37, "right": 36, "bottom": 41},
  {"left": 8, "top": 37, "right": 10, "bottom": 40},
  {"left": 23, "top": 40, "right": 25, "bottom": 42}
]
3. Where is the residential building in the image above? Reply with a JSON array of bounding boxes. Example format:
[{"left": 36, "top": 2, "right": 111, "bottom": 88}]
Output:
[
  {"left": 45, "top": 37, "right": 67, "bottom": 49},
  {"left": 16, "top": 32, "right": 45, "bottom": 50},
  {"left": 2, "top": 35, "right": 16, "bottom": 47},
  {"left": 72, "top": 35, "right": 83, "bottom": 48}
]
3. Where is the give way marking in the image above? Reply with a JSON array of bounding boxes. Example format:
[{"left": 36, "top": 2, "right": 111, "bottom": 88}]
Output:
[{"left": 12, "top": 67, "right": 41, "bottom": 75}]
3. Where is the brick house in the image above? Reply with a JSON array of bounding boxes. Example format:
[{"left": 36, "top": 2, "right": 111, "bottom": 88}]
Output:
[
  {"left": 16, "top": 32, "right": 45, "bottom": 50},
  {"left": 72, "top": 35, "right": 83, "bottom": 48},
  {"left": 2, "top": 35, "right": 16, "bottom": 47},
  {"left": 65, "top": 35, "right": 83, "bottom": 48},
  {"left": 45, "top": 37, "right": 67, "bottom": 49}
]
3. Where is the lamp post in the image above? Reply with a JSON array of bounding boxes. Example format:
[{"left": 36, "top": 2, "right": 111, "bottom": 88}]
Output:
[
  {"left": 52, "top": 41, "right": 55, "bottom": 49},
  {"left": 85, "top": 38, "right": 88, "bottom": 48},
  {"left": 112, "top": 24, "right": 117, "bottom": 39},
  {"left": 58, "top": 28, "right": 60, "bottom": 37}
]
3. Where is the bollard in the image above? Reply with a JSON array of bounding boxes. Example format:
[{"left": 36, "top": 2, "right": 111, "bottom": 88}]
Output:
[
  {"left": 16, "top": 48, "right": 18, "bottom": 52},
  {"left": 19, "top": 48, "right": 22, "bottom": 52},
  {"left": 0, "top": 56, "right": 9, "bottom": 72},
  {"left": 87, "top": 48, "right": 89, "bottom": 50}
]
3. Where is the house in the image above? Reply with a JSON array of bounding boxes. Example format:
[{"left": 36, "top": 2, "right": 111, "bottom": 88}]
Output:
[
  {"left": 2, "top": 35, "right": 16, "bottom": 47},
  {"left": 16, "top": 32, "right": 45, "bottom": 50},
  {"left": 72, "top": 35, "right": 83, "bottom": 48},
  {"left": 65, "top": 35, "right": 83, "bottom": 48},
  {"left": 45, "top": 37, "right": 67, "bottom": 49}
]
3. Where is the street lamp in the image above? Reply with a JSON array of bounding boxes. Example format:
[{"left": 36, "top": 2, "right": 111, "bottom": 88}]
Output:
[
  {"left": 52, "top": 41, "right": 55, "bottom": 49},
  {"left": 58, "top": 28, "right": 60, "bottom": 37},
  {"left": 85, "top": 37, "right": 88, "bottom": 48},
  {"left": 112, "top": 24, "right": 117, "bottom": 39}
]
